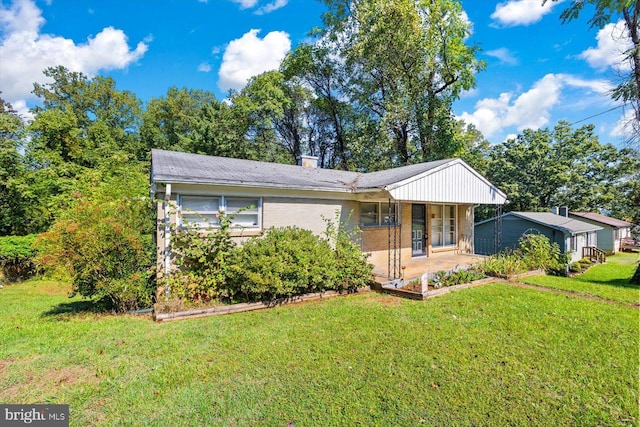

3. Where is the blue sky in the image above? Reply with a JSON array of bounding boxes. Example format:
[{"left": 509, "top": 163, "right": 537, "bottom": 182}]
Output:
[{"left": 0, "top": 0, "right": 632, "bottom": 146}]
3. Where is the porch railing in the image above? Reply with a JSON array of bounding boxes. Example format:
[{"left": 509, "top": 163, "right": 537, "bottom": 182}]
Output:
[{"left": 582, "top": 246, "right": 606, "bottom": 264}]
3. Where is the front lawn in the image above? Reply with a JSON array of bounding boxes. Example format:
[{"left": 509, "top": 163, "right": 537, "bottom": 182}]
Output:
[
  {"left": 0, "top": 279, "right": 637, "bottom": 425},
  {"left": 521, "top": 252, "right": 640, "bottom": 304}
]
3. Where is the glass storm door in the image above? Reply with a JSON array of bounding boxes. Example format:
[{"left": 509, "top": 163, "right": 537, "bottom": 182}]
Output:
[{"left": 412, "top": 204, "right": 426, "bottom": 256}]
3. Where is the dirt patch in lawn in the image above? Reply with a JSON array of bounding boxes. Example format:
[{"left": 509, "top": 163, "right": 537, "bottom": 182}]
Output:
[
  {"left": 1, "top": 363, "right": 98, "bottom": 401},
  {"left": 371, "top": 295, "right": 404, "bottom": 306}
]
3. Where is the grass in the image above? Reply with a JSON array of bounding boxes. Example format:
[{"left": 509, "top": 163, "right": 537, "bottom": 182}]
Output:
[
  {"left": 0, "top": 279, "right": 638, "bottom": 426},
  {"left": 520, "top": 252, "right": 640, "bottom": 304}
]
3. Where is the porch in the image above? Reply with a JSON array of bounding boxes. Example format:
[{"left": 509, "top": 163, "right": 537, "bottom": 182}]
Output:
[{"left": 372, "top": 252, "right": 487, "bottom": 284}]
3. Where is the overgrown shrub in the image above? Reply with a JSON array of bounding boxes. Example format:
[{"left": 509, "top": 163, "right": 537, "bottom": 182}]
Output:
[
  {"left": 481, "top": 235, "right": 566, "bottom": 277},
  {"left": 323, "top": 213, "right": 373, "bottom": 292},
  {"left": 166, "top": 214, "right": 373, "bottom": 304},
  {"left": 229, "top": 227, "right": 338, "bottom": 301},
  {"left": 0, "top": 234, "right": 39, "bottom": 282},
  {"left": 479, "top": 251, "right": 528, "bottom": 277},
  {"left": 168, "top": 213, "right": 237, "bottom": 302},
  {"left": 519, "top": 234, "right": 563, "bottom": 271},
  {"left": 35, "top": 162, "right": 155, "bottom": 311}
]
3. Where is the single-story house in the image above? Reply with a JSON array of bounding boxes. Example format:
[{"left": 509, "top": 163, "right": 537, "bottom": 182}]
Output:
[
  {"left": 568, "top": 211, "right": 634, "bottom": 254},
  {"left": 151, "top": 149, "right": 507, "bottom": 281},
  {"left": 474, "top": 209, "right": 602, "bottom": 263}
]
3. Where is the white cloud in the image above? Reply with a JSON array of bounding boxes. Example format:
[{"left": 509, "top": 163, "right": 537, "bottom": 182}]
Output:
[
  {"left": 217, "top": 29, "right": 291, "bottom": 92},
  {"left": 579, "top": 20, "right": 632, "bottom": 72},
  {"left": 491, "top": 0, "right": 560, "bottom": 27},
  {"left": 610, "top": 108, "right": 636, "bottom": 138},
  {"left": 457, "top": 73, "right": 612, "bottom": 139},
  {"left": 255, "top": 0, "right": 288, "bottom": 15},
  {"left": 485, "top": 48, "right": 518, "bottom": 65},
  {"left": 198, "top": 62, "right": 212, "bottom": 72},
  {"left": 0, "top": 0, "right": 148, "bottom": 109},
  {"left": 230, "top": 0, "right": 258, "bottom": 9}
]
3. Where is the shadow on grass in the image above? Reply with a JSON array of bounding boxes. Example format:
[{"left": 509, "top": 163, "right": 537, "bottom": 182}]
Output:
[
  {"left": 574, "top": 276, "right": 639, "bottom": 290},
  {"left": 41, "top": 300, "right": 104, "bottom": 318}
]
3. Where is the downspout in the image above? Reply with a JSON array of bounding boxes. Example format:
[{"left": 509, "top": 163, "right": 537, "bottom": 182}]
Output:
[{"left": 164, "top": 183, "right": 172, "bottom": 298}]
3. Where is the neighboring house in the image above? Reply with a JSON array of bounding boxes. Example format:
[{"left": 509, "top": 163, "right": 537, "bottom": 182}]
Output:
[
  {"left": 151, "top": 149, "right": 507, "bottom": 280},
  {"left": 568, "top": 211, "right": 633, "bottom": 254},
  {"left": 474, "top": 210, "right": 602, "bottom": 263}
]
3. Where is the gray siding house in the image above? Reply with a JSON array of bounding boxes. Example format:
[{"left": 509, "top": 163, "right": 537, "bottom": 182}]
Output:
[
  {"left": 475, "top": 211, "right": 602, "bottom": 263},
  {"left": 568, "top": 212, "right": 633, "bottom": 254},
  {"left": 151, "top": 149, "right": 507, "bottom": 282}
]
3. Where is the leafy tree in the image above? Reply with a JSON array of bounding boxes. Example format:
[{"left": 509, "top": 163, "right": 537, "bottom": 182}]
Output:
[
  {"left": 140, "top": 86, "right": 217, "bottom": 154},
  {"left": 545, "top": 0, "right": 640, "bottom": 145},
  {"left": 487, "top": 121, "right": 638, "bottom": 214},
  {"left": 187, "top": 99, "right": 253, "bottom": 158},
  {"left": 320, "top": 0, "right": 484, "bottom": 164},
  {"left": 231, "top": 71, "right": 298, "bottom": 163},
  {"left": 35, "top": 157, "right": 155, "bottom": 311},
  {"left": 282, "top": 44, "right": 359, "bottom": 169},
  {"left": 0, "top": 96, "right": 28, "bottom": 236},
  {"left": 29, "top": 66, "right": 144, "bottom": 166}
]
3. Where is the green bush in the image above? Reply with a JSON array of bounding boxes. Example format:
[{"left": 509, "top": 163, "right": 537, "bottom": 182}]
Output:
[
  {"left": 323, "top": 213, "right": 373, "bottom": 292},
  {"left": 519, "top": 234, "right": 563, "bottom": 271},
  {"left": 481, "top": 235, "right": 566, "bottom": 277},
  {"left": 0, "top": 234, "right": 39, "bottom": 282},
  {"left": 168, "top": 213, "right": 237, "bottom": 303},
  {"left": 229, "top": 227, "right": 338, "bottom": 301},
  {"left": 569, "top": 262, "right": 583, "bottom": 273},
  {"left": 35, "top": 163, "right": 155, "bottom": 311},
  {"left": 167, "top": 213, "right": 373, "bottom": 305},
  {"left": 479, "top": 251, "right": 528, "bottom": 277}
]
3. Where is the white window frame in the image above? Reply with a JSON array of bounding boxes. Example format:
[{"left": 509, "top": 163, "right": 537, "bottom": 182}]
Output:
[
  {"left": 178, "top": 195, "right": 262, "bottom": 230},
  {"left": 430, "top": 204, "right": 458, "bottom": 248},
  {"left": 360, "top": 202, "right": 400, "bottom": 227}
]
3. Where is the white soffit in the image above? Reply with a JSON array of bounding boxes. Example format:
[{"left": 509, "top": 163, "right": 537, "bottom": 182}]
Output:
[{"left": 386, "top": 160, "right": 507, "bottom": 204}]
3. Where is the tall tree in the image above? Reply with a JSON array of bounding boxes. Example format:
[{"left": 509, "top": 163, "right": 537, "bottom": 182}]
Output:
[
  {"left": 545, "top": 0, "right": 640, "bottom": 145},
  {"left": 0, "top": 96, "right": 27, "bottom": 235},
  {"left": 29, "top": 66, "right": 144, "bottom": 166},
  {"left": 487, "top": 121, "right": 638, "bottom": 214},
  {"left": 140, "top": 86, "right": 216, "bottom": 154},
  {"left": 282, "top": 44, "right": 360, "bottom": 169},
  {"left": 321, "top": 0, "right": 484, "bottom": 164}
]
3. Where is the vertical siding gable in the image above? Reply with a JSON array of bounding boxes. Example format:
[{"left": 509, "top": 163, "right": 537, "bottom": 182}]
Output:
[{"left": 388, "top": 162, "right": 505, "bottom": 204}]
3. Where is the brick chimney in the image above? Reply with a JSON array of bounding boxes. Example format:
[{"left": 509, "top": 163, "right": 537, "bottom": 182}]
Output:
[{"left": 297, "top": 155, "right": 318, "bottom": 168}]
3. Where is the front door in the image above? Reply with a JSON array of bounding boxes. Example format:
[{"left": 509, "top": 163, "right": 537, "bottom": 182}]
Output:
[{"left": 412, "top": 204, "right": 426, "bottom": 256}]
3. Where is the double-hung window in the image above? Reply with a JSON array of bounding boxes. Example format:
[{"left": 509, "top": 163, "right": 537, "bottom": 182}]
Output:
[
  {"left": 360, "top": 202, "right": 399, "bottom": 227},
  {"left": 180, "top": 196, "right": 261, "bottom": 229}
]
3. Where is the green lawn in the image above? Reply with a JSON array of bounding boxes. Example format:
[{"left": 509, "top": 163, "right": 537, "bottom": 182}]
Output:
[
  {"left": 521, "top": 252, "right": 640, "bottom": 304},
  {"left": 1, "top": 279, "right": 638, "bottom": 426}
]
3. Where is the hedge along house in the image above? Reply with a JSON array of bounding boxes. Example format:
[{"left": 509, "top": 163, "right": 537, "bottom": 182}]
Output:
[
  {"left": 474, "top": 209, "right": 603, "bottom": 264},
  {"left": 151, "top": 149, "right": 507, "bottom": 284},
  {"left": 567, "top": 211, "right": 634, "bottom": 254}
]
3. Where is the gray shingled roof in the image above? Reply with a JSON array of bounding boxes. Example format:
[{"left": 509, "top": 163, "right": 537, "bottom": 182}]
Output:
[
  {"left": 151, "top": 149, "right": 456, "bottom": 192},
  {"left": 508, "top": 212, "right": 602, "bottom": 234},
  {"left": 355, "top": 159, "right": 452, "bottom": 189},
  {"left": 569, "top": 212, "right": 634, "bottom": 228}
]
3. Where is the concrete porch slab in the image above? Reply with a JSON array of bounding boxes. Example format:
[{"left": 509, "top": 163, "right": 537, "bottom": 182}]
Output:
[{"left": 373, "top": 252, "right": 487, "bottom": 283}]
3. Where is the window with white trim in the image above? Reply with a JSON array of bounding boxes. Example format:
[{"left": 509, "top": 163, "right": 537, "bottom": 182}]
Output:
[
  {"left": 179, "top": 195, "right": 261, "bottom": 229},
  {"left": 360, "top": 202, "right": 399, "bottom": 227},
  {"left": 430, "top": 204, "right": 457, "bottom": 248}
]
